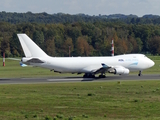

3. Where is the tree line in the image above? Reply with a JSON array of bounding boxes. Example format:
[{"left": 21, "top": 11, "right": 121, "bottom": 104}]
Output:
[
  {"left": 1, "top": 11, "right": 160, "bottom": 25},
  {"left": 0, "top": 20, "right": 160, "bottom": 57}
]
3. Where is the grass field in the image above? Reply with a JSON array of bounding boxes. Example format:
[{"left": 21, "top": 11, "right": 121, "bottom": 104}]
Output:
[
  {"left": 0, "top": 56, "right": 159, "bottom": 120},
  {"left": 1, "top": 81, "right": 160, "bottom": 120}
]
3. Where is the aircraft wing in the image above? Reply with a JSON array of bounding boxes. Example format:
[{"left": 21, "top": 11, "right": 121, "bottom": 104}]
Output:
[
  {"left": 93, "top": 63, "right": 111, "bottom": 74},
  {"left": 81, "top": 63, "right": 111, "bottom": 74},
  {"left": 83, "top": 63, "right": 130, "bottom": 75}
]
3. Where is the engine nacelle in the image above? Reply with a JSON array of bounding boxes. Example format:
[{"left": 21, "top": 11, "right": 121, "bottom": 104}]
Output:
[{"left": 108, "top": 67, "right": 130, "bottom": 75}]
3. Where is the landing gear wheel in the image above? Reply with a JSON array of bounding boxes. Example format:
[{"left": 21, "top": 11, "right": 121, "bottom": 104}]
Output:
[
  {"left": 91, "top": 75, "right": 95, "bottom": 78},
  {"left": 99, "top": 74, "right": 106, "bottom": 78},
  {"left": 83, "top": 73, "right": 95, "bottom": 78},
  {"left": 83, "top": 74, "right": 87, "bottom": 78}
]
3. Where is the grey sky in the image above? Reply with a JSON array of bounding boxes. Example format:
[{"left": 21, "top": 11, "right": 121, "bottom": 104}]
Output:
[{"left": 0, "top": 0, "right": 159, "bottom": 17}]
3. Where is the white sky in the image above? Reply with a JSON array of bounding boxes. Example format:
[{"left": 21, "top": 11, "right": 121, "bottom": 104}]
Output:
[{"left": 0, "top": 0, "right": 159, "bottom": 17}]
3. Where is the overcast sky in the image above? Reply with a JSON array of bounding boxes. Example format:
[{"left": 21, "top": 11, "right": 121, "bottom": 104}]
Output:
[{"left": 0, "top": 0, "right": 160, "bottom": 17}]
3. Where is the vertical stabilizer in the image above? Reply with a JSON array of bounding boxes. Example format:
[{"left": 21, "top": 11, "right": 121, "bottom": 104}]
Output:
[{"left": 17, "top": 34, "right": 48, "bottom": 57}]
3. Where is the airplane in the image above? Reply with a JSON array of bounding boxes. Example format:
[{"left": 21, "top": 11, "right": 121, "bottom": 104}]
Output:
[{"left": 17, "top": 34, "right": 155, "bottom": 78}]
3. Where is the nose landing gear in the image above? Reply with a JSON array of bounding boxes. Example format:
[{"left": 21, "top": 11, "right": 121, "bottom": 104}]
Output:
[{"left": 138, "top": 71, "right": 142, "bottom": 76}]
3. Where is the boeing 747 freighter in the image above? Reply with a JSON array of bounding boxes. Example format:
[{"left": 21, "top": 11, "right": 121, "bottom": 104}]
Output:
[{"left": 17, "top": 34, "right": 155, "bottom": 78}]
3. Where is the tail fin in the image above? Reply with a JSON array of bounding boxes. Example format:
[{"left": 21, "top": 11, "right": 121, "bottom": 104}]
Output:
[{"left": 17, "top": 34, "right": 48, "bottom": 57}]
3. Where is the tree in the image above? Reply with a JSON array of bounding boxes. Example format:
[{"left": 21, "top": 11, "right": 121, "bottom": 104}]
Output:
[
  {"left": 148, "top": 36, "right": 160, "bottom": 55},
  {"left": 1, "top": 36, "right": 10, "bottom": 57},
  {"left": 76, "top": 36, "right": 94, "bottom": 56},
  {"left": 44, "top": 38, "right": 55, "bottom": 56},
  {"left": 61, "top": 37, "right": 74, "bottom": 57},
  {"left": 135, "top": 37, "right": 143, "bottom": 52},
  {"left": 10, "top": 33, "right": 22, "bottom": 56},
  {"left": 115, "top": 39, "right": 128, "bottom": 54},
  {"left": 33, "top": 31, "right": 44, "bottom": 47},
  {"left": 66, "top": 26, "right": 81, "bottom": 44}
]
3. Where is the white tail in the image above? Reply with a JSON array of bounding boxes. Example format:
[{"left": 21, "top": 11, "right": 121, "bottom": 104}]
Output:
[{"left": 17, "top": 34, "right": 48, "bottom": 57}]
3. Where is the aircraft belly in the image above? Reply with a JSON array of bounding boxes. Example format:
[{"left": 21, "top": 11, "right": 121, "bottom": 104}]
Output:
[
  {"left": 46, "top": 63, "right": 84, "bottom": 73},
  {"left": 47, "top": 60, "right": 101, "bottom": 73}
]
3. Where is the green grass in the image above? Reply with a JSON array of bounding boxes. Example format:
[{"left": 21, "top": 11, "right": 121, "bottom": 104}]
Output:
[
  {"left": 144, "top": 55, "right": 160, "bottom": 74},
  {"left": 1, "top": 81, "right": 160, "bottom": 119},
  {"left": 0, "top": 56, "right": 159, "bottom": 119},
  {"left": 0, "top": 55, "right": 159, "bottom": 78}
]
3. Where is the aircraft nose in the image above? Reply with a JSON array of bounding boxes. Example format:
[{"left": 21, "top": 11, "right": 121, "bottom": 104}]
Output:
[{"left": 149, "top": 59, "right": 155, "bottom": 68}]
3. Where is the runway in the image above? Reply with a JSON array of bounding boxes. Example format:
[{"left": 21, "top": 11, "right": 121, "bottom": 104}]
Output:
[{"left": 0, "top": 74, "right": 160, "bottom": 84}]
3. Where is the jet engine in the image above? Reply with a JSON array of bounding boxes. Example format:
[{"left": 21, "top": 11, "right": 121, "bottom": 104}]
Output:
[{"left": 108, "top": 67, "right": 130, "bottom": 75}]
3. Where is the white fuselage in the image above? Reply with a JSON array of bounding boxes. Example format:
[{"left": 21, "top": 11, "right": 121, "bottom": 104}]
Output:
[{"left": 22, "top": 54, "right": 154, "bottom": 73}]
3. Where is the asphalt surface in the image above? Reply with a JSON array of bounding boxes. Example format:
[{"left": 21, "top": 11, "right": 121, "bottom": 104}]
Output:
[{"left": 0, "top": 74, "right": 160, "bottom": 84}]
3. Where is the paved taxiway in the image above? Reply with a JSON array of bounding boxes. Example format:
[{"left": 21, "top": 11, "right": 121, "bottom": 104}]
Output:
[{"left": 0, "top": 74, "right": 159, "bottom": 84}]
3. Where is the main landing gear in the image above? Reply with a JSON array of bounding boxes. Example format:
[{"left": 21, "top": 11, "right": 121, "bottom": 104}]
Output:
[
  {"left": 99, "top": 73, "right": 106, "bottom": 78},
  {"left": 83, "top": 73, "right": 95, "bottom": 78},
  {"left": 83, "top": 73, "right": 106, "bottom": 78}
]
